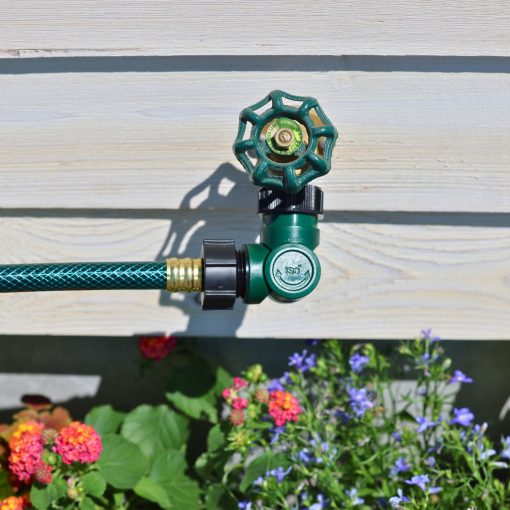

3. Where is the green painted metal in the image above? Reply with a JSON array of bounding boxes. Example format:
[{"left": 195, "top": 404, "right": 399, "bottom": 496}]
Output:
[
  {"left": 244, "top": 244, "right": 270, "bottom": 304},
  {"left": 233, "top": 90, "right": 338, "bottom": 193},
  {"left": 260, "top": 213, "right": 319, "bottom": 251},
  {"left": 0, "top": 262, "right": 167, "bottom": 292},
  {"left": 263, "top": 243, "right": 321, "bottom": 301}
]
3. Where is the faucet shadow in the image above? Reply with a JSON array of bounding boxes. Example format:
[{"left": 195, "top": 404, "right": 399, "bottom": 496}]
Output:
[{"left": 154, "top": 162, "right": 259, "bottom": 337}]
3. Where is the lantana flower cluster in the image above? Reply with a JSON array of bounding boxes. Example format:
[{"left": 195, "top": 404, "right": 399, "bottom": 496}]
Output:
[
  {"left": 0, "top": 496, "right": 28, "bottom": 510},
  {"left": 138, "top": 334, "right": 177, "bottom": 361}
]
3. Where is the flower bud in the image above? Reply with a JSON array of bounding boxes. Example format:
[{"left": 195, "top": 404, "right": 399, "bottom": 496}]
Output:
[
  {"left": 67, "top": 487, "right": 79, "bottom": 500},
  {"left": 254, "top": 388, "right": 269, "bottom": 404},
  {"left": 245, "top": 364, "right": 263, "bottom": 383},
  {"left": 229, "top": 409, "right": 245, "bottom": 427},
  {"left": 34, "top": 462, "right": 52, "bottom": 484},
  {"left": 41, "top": 428, "right": 58, "bottom": 445}
]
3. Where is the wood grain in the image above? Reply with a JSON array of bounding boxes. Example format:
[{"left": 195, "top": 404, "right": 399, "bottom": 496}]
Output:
[
  {"left": 1, "top": 71, "right": 509, "bottom": 212},
  {"left": 1, "top": 1, "right": 509, "bottom": 58},
  {"left": 0, "top": 214, "right": 509, "bottom": 339}
]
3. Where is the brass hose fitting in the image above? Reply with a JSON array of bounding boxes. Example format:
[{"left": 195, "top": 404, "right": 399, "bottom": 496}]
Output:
[{"left": 166, "top": 258, "right": 203, "bottom": 292}]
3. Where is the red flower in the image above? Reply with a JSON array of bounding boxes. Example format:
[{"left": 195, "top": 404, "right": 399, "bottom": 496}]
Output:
[
  {"left": 53, "top": 422, "right": 102, "bottom": 465},
  {"left": 34, "top": 462, "right": 52, "bottom": 484},
  {"left": 138, "top": 335, "right": 177, "bottom": 361},
  {"left": 268, "top": 390, "right": 302, "bottom": 426}
]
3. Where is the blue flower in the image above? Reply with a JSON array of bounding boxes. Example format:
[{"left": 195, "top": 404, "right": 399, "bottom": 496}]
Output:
[
  {"left": 345, "top": 488, "right": 364, "bottom": 506},
  {"left": 349, "top": 353, "right": 370, "bottom": 374},
  {"left": 268, "top": 466, "right": 292, "bottom": 482},
  {"left": 421, "top": 328, "right": 441, "bottom": 343},
  {"left": 348, "top": 387, "right": 374, "bottom": 417},
  {"left": 389, "top": 489, "right": 410, "bottom": 507},
  {"left": 288, "top": 349, "right": 316, "bottom": 373},
  {"left": 309, "top": 494, "right": 328, "bottom": 510},
  {"left": 426, "top": 456, "right": 436, "bottom": 468},
  {"left": 480, "top": 447, "right": 496, "bottom": 460},
  {"left": 238, "top": 502, "right": 252, "bottom": 509},
  {"left": 405, "top": 474, "right": 441, "bottom": 494},
  {"left": 501, "top": 437, "right": 510, "bottom": 459},
  {"left": 448, "top": 370, "right": 473, "bottom": 384},
  {"left": 253, "top": 476, "right": 264, "bottom": 487},
  {"left": 416, "top": 416, "right": 437, "bottom": 433},
  {"left": 298, "top": 448, "right": 313, "bottom": 464},
  {"left": 450, "top": 407, "right": 475, "bottom": 427},
  {"left": 390, "top": 457, "right": 411, "bottom": 476},
  {"left": 267, "top": 378, "right": 284, "bottom": 392},
  {"left": 270, "top": 426, "right": 285, "bottom": 444}
]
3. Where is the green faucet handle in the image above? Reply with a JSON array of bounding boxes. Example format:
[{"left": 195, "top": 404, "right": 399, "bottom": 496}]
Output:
[{"left": 233, "top": 90, "right": 338, "bottom": 193}]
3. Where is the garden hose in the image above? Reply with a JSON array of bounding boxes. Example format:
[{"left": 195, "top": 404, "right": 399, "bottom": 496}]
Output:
[{"left": 0, "top": 90, "right": 338, "bottom": 310}]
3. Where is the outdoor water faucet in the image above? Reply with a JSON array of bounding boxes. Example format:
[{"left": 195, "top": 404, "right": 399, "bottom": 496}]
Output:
[{"left": 0, "top": 91, "right": 338, "bottom": 310}]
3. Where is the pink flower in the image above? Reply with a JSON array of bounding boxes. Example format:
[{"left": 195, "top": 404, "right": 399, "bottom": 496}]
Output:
[
  {"left": 268, "top": 390, "right": 302, "bottom": 427},
  {"left": 233, "top": 377, "right": 248, "bottom": 390},
  {"left": 53, "top": 422, "right": 102, "bottom": 465},
  {"left": 8, "top": 421, "right": 44, "bottom": 482},
  {"left": 222, "top": 388, "right": 231, "bottom": 399},
  {"left": 232, "top": 397, "right": 248, "bottom": 410}
]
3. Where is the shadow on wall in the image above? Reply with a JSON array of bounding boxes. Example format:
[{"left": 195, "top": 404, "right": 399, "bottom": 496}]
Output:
[{"left": 153, "top": 162, "right": 259, "bottom": 338}]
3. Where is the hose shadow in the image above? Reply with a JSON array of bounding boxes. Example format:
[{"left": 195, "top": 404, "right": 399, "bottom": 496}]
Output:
[{"left": 154, "top": 162, "right": 259, "bottom": 337}]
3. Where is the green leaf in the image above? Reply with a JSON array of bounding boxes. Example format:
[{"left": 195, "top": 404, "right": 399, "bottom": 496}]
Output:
[
  {"left": 206, "top": 424, "right": 226, "bottom": 453},
  {"left": 149, "top": 449, "right": 187, "bottom": 481},
  {"left": 166, "top": 351, "right": 216, "bottom": 398},
  {"left": 30, "top": 479, "right": 66, "bottom": 510},
  {"left": 214, "top": 367, "right": 232, "bottom": 396},
  {"left": 134, "top": 477, "right": 171, "bottom": 509},
  {"left": 81, "top": 471, "right": 107, "bottom": 498},
  {"left": 85, "top": 405, "right": 125, "bottom": 436},
  {"left": 121, "top": 405, "right": 189, "bottom": 459},
  {"left": 0, "top": 468, "right": 13, "bottom": 499},
  {"left": 240, "top": 452, "right": 290, "bottom": 492},
  {"left": 147, "top": 450, "right": 201, "bottom": 510},
  {"left": 80, "top": 497, "right": 96, "bottom": 510},
  {"left": 205, "top": 484, "right": 238, "bottom": 510},
  {"left": 166, "top": 390, "right": 218, "bottom": 423},
  {"left": 97, "top": 434, "right": 148, "bottom": 489}
]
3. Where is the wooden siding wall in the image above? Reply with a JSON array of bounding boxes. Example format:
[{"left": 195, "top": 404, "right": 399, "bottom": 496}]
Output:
[{"left": 0, "top": 1, "right": 509, "bottom": 339}]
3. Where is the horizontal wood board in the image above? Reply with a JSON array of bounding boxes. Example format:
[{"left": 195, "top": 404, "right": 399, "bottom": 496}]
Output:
[
  {"left": 1, "top": 1, "right": 510, "bottom": 57},
  {"left": 1, "top": 71, "right": 510, "bottom": 212},
  {"left": 0, "top": 214, "right": 508, "bottom": 339}
]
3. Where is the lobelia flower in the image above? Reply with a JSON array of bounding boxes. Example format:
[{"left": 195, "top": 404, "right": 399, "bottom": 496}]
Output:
[
  {"left": 298, "top": 448, "right": 313, "bottom": 464},
  {"left": 450, "top": 407, "right": 475, "bottom": 427},
  {"left": 349, "top": 353, "right": 370, "bottom": 374},
  {"left": 268, "top": 466, "right": 292, "bottom": 482},
  {"left": 309, "top": 494, "right": 327, "bottom": 510},
  {"left": 238, "top": 502, "right": 252, "bottom": 510},
  {"left": 269, "top": 426, "right": 285, "bottom": 444},
  {"left": 390, "top": 457, "right": 411, "bottom": 476},
  {"left": 479, "top": 447, "right": 496, "bottom": 460},
  {"left": 8, "top": 421, "right": 45, "bottom": 482},
  {"left": 288, "top": 349, "right": 316, "bottom": 373},
  {"left": 448, "top": 370, "right": 473, "bottom": 384},
  {"left": 426, "top": 456, "right": 436, "bottom": 468},
  {"left": 501, "top": 436, "right": 510, "bottom": 459},
  {"left": 138, "top": 335, "right": 177, "bottom": 361},
  {"left": 389, "top": 489, "right": 410, "bottom": 508},
  {"left": 405, "top": 474, "right": 442, "bottom": 494},
  {"left": 345, "top": 488, "right": 364, "bottom": 506},
  {"left": 268, "top": 390, "right": 302, "bottom": 426},
  {"left": 416, "top": 416, "right": 437, "bottom": 433},
  {"left": 348, "top": 387, "right": 374, "bottom": 417},
  {"left": 421, "top": 328, "right": 441, "bottom": 343},
  {"left": 53, "top": 421, "right": 102, "bottom": 464}
]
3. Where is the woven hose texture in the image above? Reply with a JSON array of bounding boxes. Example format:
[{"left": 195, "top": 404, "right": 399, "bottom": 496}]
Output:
[{"left": 0, "top": 262, "right": 167, "bottom": 292}]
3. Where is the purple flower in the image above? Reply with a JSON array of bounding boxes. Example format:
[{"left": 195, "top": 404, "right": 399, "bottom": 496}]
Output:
[
  {"left": 450, "top": 407, "right": 475, "bottom": 427},
  {"left": 479, "top": 447, "right": 496, "bottom": 460},
  {"left": 405, "top": 474, "right": 441, "bottom": 494},
  {"left": 270, "top": 426, "right": 285, "bottom": 444},
  {"left": 449, "top": 370, "right": 473, "bottom": 384},
  {"left": 501, "top": 437, "right": 510, "bottom": 459},
  {"left": 421, "top": 328, "right": 441, "bottom": 343},
  {"left": 348, "top": 387, "right": 374, "bottom": 417},
  {"left": 389, "top": 489, "right": 410, "bottom": 507},
  {"left": 298, "top": 448, "right": 313, "bottom": 464},
  {"left": 238, "top": 502, "right": 252, "bottom": 510},
  {"left": 416, "top": 416, "right": 437, "bottom": 433},
  {"left": 349, "top": 353, "right": 370, "bottom": 374},
  {"left": 309, "top": 494, "right": 327, "bottom": 510},
  {"left": 268, "top": 466, "right": 292, "bottom": 482},
  {"left": 288, "top": 349, "right": 316, "bottom": 373},
  {"left": 392, "top": 431, "right": 402, "bottom": 443},
  {"left": 426, "top": 456, "right": 436, "bottom": 468},
  {"left": 390, "top": 457, "right": 411, "bottom": 476},
  {"left": 345, "top": 488, "right": 364, "bottom": 506},
  {"left": 267, "top": 378, "right": 284, "bottom": 392}
]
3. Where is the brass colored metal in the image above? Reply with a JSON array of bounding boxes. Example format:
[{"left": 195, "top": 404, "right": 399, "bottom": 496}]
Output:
[
  {"left": 166, "top": 258, "right": 203, "bottom": 292},
  {"left": 274, "top": 127, "right": 295, "bottom": 149}
]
